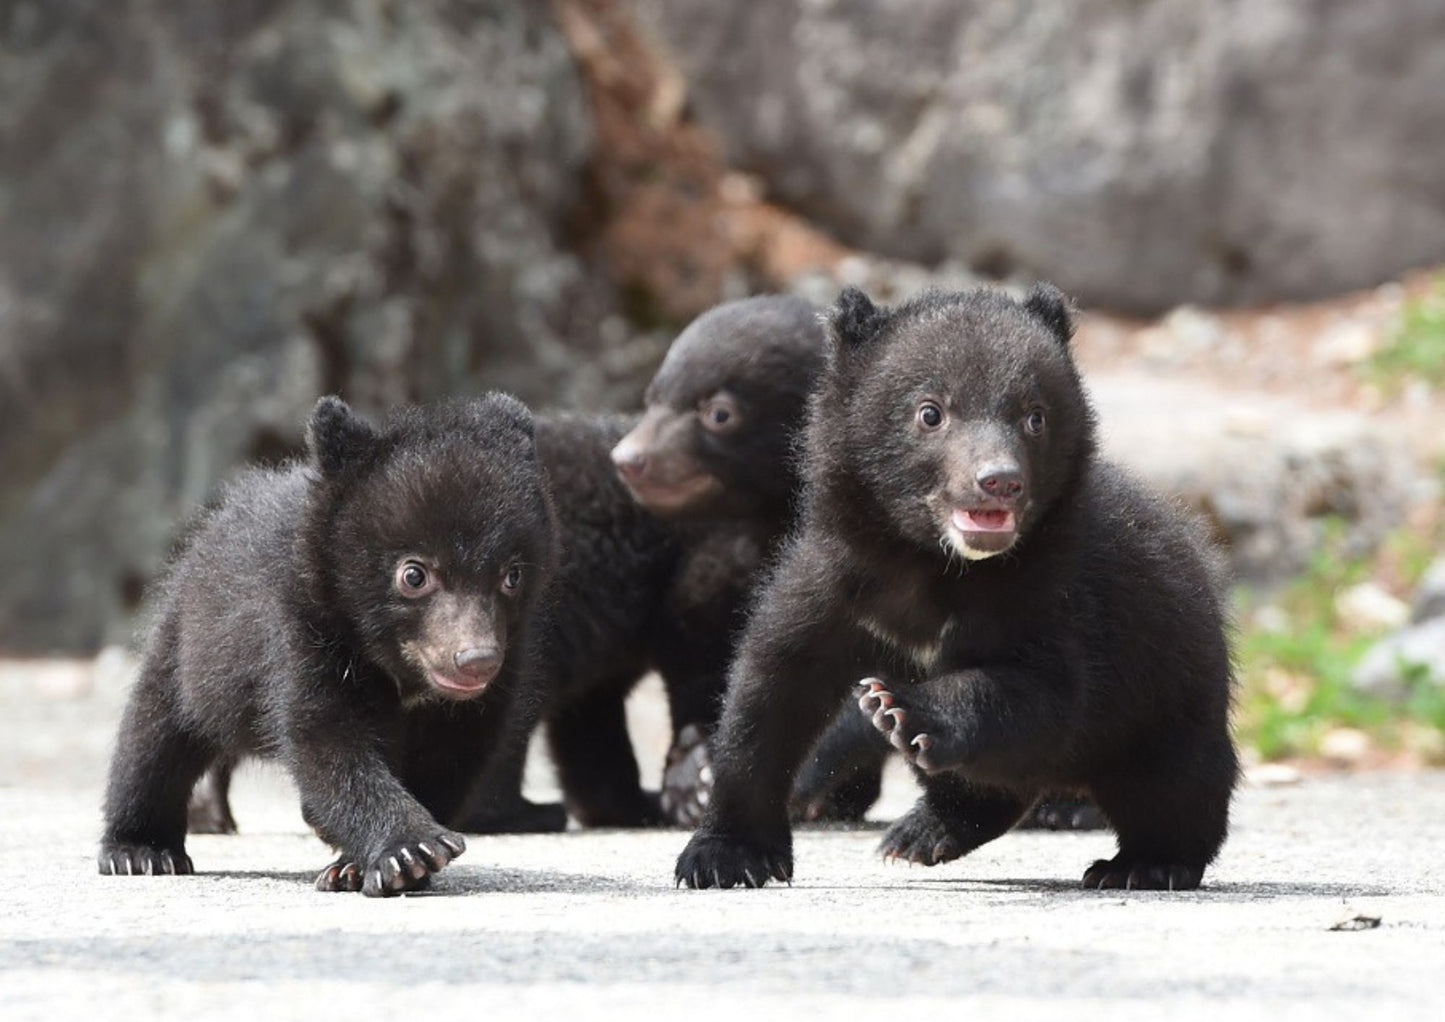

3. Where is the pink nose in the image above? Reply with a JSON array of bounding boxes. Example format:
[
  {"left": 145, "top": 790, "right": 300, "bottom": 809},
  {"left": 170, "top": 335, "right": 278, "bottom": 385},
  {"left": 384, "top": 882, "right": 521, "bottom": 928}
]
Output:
[
  {"left": 454, "top": 646, "right": 503, "bottom": 680},
  {"left": 611, "top": 440, "right": 647, "bottom": 480},
  {"left": 977, "top": 467, "right": 1024, "bottom": 500}
]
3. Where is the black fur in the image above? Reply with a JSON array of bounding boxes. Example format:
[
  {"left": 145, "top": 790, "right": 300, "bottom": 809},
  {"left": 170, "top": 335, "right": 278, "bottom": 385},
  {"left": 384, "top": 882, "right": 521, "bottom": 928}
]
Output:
[
  {"left": 100, "top": 396, "right": 556, "bottom": 895},
  {"left": 675, "top": 284, "right": 1237, "bottom": 890},
  {"left": 455, "top": 296, "right": 830, "bottom": 830}
]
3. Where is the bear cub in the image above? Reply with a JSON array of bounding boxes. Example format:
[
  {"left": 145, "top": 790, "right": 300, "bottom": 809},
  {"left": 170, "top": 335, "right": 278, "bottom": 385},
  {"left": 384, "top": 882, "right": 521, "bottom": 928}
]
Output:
[
  {"left": 676, "top": 284, "right": 1238, "bottom": 891},
  {"left": 99, "top": 395, "right": 556, "bottom": 896},
  {"left": 457, "top": 295, "right": 829, "bottom": 831}
]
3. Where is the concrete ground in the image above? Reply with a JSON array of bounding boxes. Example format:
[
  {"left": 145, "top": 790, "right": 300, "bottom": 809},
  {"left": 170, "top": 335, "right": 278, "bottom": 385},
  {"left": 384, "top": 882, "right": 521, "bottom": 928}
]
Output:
[{"left": 2, "top": 662, "right": 1443, "bottom": 1021}]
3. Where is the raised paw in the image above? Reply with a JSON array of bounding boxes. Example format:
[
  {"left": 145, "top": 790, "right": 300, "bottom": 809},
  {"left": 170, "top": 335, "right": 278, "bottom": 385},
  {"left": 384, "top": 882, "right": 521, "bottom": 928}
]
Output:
[
  {"left": 659, "top": 724, "right": 713, "bottom": 828},
  {"left": 855, "top": 679, "right": 957, "bottom": 773},
  {"left": 675, "top": 830, "right": 791, "bottom": 890},
  {"left": 320, "top": 831, "right": 465, "bottom": 897},
  {"left": 98, "top": 841, "right": 194, "bottom": 877},
  {"left": 1082, "top": 855, "right": 1202, "bottom": 891},
  {"left": 878, "top": 801, "right": 967, "bottom": 866}
]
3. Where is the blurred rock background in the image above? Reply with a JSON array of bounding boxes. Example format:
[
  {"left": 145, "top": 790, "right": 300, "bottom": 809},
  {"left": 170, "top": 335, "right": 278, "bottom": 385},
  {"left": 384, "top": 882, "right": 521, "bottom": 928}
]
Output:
[{"left": 3, "top": 0, "right": 1444, "bottom": 766}]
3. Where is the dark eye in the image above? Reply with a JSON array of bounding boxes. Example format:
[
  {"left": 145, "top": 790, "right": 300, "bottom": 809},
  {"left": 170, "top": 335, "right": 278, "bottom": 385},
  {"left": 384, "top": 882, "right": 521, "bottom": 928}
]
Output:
[
  {"left": 502, "top": 565, "right": 523, "bottom": 593},
  {"left": 698, "top": 394, "right": 741, "bottom": 435},
  {"left": 917, "top": 401, "right": 944, "bottom": 430},
  {"left": 395, "top": 560, "right": 434, "bottom": 598},
  {"left": 1025, "top": 409, "right": 1046, "bottom": 436}
]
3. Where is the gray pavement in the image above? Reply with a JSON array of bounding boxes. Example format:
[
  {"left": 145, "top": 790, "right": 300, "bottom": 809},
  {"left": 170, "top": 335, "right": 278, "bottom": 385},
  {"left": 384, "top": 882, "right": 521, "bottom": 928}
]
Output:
[{"left": 2, "top": 663, "right": 1443, "bottom": 1020}]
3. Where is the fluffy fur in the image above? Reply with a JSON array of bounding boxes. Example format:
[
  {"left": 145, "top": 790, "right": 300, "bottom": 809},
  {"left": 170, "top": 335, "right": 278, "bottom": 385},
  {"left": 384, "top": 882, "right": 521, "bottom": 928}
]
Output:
[
  {"left": 675, "top": 284, "right": 1237, "bottom": 891},
  {"left": 100, "top": 396, "right": 556, "bottom": 895},
  {"left": 457, "top": 295, "right": 831, "bottom": 830}
]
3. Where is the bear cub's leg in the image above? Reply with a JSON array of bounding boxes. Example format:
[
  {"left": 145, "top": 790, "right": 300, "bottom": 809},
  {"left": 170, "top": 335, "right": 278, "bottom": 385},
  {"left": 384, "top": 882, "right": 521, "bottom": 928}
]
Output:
[
  {"left": 881, "top": 773, "right": 1033, "bottom": 866},
  {"left": 99, "top": 632, "right": 214, "bottom": 876}
]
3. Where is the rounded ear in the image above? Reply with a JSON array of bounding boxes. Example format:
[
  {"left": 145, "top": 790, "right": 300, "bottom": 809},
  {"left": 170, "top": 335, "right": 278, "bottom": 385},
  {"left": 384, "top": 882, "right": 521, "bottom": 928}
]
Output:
[
  {"left": 307, "top": 396, "right": 375, "bottom": 476},
  {"left": 829, "top": 287, "right": 890, "bottom": 351},
  {"left": 1022, "top": 283, "right": 1075, "bottom": 346},
  {"left": 481, "top": 392, "right": 536, "bottom": 441}
]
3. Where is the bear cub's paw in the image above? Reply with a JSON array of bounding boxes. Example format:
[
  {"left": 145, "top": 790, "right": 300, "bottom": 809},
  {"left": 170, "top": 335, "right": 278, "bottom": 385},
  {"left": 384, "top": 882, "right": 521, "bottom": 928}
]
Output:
[
  {"left": 316, "top": 830, "right": 466, "bottom": 897},
  {"left": 675, "top": 830, "right": 791, "bottom": 889},
  {"left": 98, "top": 842, "right": 194, "bottom": 876},
  {"left": 1082, "top": 855, "right": 1202, "bottom": 892},
  {"left": 659, "top": 724, "right": 713, "bottom": 828},
  {"left": 856, "top": 679, "right": 961, "bottom": 773},
  {"left": 878, "top": 801, "right": 969, "bottom": 867}
]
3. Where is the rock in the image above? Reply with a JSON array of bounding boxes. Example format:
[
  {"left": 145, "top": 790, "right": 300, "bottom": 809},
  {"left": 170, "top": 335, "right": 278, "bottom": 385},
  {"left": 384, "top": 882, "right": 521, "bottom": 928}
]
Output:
[
  {"left": 1352, "top": 616, "right": 1445, "bottom": 702},
  {"left": 1410, "top": 558, "right": 1445, "bottom": 624},
  {"left": 1334, "top": 583, "right": 1410, "bottom": 634},
  {"left": 1089, "top": 374, "right": 1419, "bottom": 582},
  {"left": 637, "top": 0, "right": 1445, "bottom": 313},
  {"left": 1246, "top": 763, "right": 1302, "bottom": 788},
  {"left": 1318, "top": 727, "right": 1372, "bottom": 767},
  {"left": 0, "top": 1, "right": 630, "bottom": 653}
]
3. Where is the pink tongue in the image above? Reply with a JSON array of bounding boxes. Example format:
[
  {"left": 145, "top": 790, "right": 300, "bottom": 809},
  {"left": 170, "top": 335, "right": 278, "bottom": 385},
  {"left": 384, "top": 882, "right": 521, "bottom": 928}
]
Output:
[{"left": 954, "top": 508, "right": 1015, "bottom": 532}]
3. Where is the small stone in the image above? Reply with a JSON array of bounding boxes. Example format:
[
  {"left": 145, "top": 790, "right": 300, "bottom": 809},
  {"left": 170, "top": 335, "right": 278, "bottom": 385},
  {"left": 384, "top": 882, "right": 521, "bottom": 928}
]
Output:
[
  {"left": 1318, "top": 727, "right": 1372, "bottom": 767},
  {"left": 1314, "top": 321, "right": 1379, "bottom": 367},
  {"left": 1352, "top": 617, "right": 1445, "bottom": 702},
  {"left": 1252, "top": 604, "right": 1291, "bottom": 633},
  {"left": 1409, "top": 558, "right": 1445, "bottom": 624},
  {"left": 1335, "top": 582, "right": 1410, "bottom": 632},
  {"left": 1246, "top": 763, "right": 1302, "bottom": 787}
]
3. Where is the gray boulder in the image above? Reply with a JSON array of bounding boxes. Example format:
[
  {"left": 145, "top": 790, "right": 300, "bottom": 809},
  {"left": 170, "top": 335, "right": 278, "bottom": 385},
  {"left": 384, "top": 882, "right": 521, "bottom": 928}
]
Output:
[
  {"left": 637, "top": 0, "right": 1445, "bottom": 313},
  {"left": 1089, "top": 375, "right": 1420, "bottom": 583},
  {"left": 0, "top": 1, "right": 629, "bottom": 652},
  {"left": 1352, "top": 618, "right": 1445, "bottom": 704}
]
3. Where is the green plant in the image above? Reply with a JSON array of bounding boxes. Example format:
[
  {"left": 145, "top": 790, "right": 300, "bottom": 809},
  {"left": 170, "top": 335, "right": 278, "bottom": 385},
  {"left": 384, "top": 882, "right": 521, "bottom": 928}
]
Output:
[
  {"left": 1368, "top": 280, "right": 1445, "bottom": 388},
  {"left": 1233, "top": 517, "right": 1445, "bottom": 763}
]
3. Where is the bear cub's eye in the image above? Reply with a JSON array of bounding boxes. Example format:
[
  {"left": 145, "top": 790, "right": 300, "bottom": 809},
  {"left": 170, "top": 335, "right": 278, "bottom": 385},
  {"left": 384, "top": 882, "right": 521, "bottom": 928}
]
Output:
[
  {"left": 1025, "top": 409, "right": 1046, "bottom": 436},
  {"left": 395, "top": 560, "right": 436, "bottom": 598},
  {"left": 917, "top": 401, "right": 945, "bottom": 430},
  {"left": 502, "top": 565, "right": 524, "bottom": 593},
  {"left": 698, "top": 393, "right": 741, "bottom": 435}
]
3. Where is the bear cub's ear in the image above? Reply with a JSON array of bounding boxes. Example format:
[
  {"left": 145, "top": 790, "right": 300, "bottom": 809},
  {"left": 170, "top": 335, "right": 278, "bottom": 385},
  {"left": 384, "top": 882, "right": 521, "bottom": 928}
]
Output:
[
  {"left": 307, "top": 396, "right": 376, "bottom": 476},
  {"left": 1022, "top": 283, "right": 1075, "bottom": 347},
  {"left": 829, "top": 287, "right": 890, "bottom": 351}
]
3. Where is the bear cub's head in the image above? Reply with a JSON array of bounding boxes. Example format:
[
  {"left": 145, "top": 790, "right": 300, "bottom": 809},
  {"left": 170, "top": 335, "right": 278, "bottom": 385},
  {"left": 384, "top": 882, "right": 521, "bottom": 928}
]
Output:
[
  {"left": 303, "top": 395, "right": 556, "bottom": 702},
  {"left": 817, "top": 284, "right": 1096, "bottom": 562},
  {"left": 611, "top": 295, "right": 826, "bottom": 519}
]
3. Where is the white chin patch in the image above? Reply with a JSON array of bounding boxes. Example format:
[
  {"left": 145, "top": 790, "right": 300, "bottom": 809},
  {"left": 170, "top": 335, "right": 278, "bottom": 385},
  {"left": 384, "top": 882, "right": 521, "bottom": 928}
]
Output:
[{"left": 945, "top": 526, "right": 1011, "bottom": 561}]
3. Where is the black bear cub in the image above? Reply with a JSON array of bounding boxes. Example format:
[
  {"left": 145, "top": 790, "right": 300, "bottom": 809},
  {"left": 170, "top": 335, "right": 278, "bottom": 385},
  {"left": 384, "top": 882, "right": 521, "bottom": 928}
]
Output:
[
  {"left": 609, "top": 295, "right": 828, "bottom": 824},
  {"left": 675, "top": 285, "right": 1238, "bottom": 891},
  {"left": 456, "top": 294, "right": 829, "bottom": 831},
  {"left": 99, "top": 395, "right": 555, "bottom": 896}
]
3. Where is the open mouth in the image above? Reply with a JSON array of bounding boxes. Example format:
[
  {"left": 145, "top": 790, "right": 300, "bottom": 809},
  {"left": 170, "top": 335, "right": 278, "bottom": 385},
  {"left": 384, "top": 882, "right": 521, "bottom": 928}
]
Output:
[
  {"left": 945, "top": 506, "right": 1019, "bottom": 560},
  {"left": 951, "top": 508, "right": 1016, "bottom": 533}
]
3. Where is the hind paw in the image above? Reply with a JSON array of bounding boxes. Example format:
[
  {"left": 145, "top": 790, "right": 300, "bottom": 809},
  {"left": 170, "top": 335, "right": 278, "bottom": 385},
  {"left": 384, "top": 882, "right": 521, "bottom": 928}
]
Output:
[
  {"left": 660, "top": 724, "right": 713, "bottom": 828},
  {"left": 1082, "top": 856, "right": 1202, "bottom": 891},
  {"left": 878, "top": 801, "right": 967, "bottom": 866},
  {"left": 855, "top": 679, "right": 960, "bottom": 772}
]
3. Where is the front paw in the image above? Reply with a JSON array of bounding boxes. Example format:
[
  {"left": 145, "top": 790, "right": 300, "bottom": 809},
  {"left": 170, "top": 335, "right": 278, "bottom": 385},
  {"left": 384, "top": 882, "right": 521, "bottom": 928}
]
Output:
[
  {"left": 316, "top": 830, "right": 466, "bottom": 897},
  {"left": 659, "top": 724, "right": 713, "bottom": 828},
  {"left": 675, "top": 829, "right": 791, "bottom": 889},
  {"left": 98, "top": 841, "right": 194, "bottom": 876},
  {"left": 879, "top": 800, "right": 967, "bottom": 866},
  {"left": 1082, "top": 855, "right": 1202, "bottom": 891},
  {"left": 856, "top": 679, "right": 958, "bottom": 772}
]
